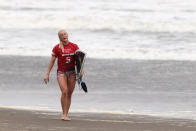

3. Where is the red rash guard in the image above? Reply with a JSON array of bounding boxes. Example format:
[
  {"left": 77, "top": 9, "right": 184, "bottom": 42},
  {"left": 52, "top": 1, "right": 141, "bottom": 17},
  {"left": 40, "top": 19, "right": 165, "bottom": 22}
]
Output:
[{"left": 52, "top": 42, "right": 79, "bottom": 72}]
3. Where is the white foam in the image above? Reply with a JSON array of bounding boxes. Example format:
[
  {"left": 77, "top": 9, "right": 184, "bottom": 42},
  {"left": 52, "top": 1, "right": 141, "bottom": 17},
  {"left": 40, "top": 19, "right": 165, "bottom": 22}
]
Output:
[
  {"left": 0, "top": 106, "right": 57, "bottom": 112},
  {"left": 87, "top": 49, "right": 196, "bottom": 61},
  {"left": 70, "top": 109, "right": 132, "bottom": 115},
  {"left": 0, "top": 0, "right": 196, "bottom": 33},
  {"left": 1, "top": 0, "right": 196, "bottom": 60},
  {"left": 1, "top": 48, "right": 196, "bottom": 61},
  {"left": 1, "top": 106, "right": 195, "bottom": 120},
  {"left": 0, "top": 48, "right": 51, "bottom": 57},
  {"left": 0, "top": 15, "right": 196, "bottom": 33}
]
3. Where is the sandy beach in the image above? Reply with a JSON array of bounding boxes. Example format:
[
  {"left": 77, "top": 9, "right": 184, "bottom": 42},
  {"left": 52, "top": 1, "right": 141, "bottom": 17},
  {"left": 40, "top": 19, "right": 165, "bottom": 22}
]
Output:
[{"left": 0, "top": 108, "right": 196, "bottom": 131}]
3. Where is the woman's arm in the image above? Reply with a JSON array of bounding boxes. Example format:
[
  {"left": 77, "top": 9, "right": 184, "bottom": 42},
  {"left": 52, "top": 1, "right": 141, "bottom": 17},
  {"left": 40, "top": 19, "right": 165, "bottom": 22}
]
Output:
[{"left": 44, "top": 56, "right": 56, "bottom": 84}]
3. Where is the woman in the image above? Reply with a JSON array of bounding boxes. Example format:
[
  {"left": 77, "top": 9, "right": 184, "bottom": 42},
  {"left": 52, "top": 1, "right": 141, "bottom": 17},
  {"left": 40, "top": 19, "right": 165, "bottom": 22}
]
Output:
[{"left": 44, "top": 29, "right": 79, "bottom": 121}]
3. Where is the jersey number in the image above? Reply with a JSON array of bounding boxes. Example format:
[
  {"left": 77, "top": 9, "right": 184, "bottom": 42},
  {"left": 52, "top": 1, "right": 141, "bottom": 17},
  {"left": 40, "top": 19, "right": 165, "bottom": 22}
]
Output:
[{"left": 66, "top": 57, "right": 71, "bottom": 63}]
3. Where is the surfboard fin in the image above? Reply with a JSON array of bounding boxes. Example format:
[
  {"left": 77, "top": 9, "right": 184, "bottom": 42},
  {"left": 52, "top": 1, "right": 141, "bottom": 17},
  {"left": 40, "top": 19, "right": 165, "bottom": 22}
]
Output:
[{"left": 81, "top": 81, "right": 88, "bottom": 93}]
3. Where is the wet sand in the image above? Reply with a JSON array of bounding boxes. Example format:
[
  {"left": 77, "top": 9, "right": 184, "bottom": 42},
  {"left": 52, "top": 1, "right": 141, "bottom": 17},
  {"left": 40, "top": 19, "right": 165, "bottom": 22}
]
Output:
[{"left": 0, "top": 108, "right": 196, "bottom": 131}]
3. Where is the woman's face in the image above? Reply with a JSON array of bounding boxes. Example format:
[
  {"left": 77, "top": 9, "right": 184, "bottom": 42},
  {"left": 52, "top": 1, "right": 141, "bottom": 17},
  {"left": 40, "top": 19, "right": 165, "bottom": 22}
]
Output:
[{"left": 59, "top": 30, "right": 68, "bottom": 43}]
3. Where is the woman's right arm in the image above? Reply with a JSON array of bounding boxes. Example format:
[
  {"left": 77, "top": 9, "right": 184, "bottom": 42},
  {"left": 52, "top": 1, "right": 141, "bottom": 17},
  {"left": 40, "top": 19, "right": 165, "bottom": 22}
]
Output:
[{"left": 44, "top": 56, "right": 56, "bottom": 84}]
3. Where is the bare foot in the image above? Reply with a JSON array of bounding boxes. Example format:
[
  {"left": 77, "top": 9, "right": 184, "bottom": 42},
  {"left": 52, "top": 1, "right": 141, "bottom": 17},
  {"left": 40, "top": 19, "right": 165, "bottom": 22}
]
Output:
[
  {"left": 63, "top": 117, "right": 71, "bottom": 121},
  {"left": 61, "top": 115, "right": 71, "bottom": 121}
]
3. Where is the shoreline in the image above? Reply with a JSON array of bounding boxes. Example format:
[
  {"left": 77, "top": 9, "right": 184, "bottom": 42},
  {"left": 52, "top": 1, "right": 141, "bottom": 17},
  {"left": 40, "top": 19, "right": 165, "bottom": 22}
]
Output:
[
  {"left": 0, "top": 106, "right": 195, "bottom": 121},
  {"left": 0, "top": 107, "right": 196, "bottom": 131}
]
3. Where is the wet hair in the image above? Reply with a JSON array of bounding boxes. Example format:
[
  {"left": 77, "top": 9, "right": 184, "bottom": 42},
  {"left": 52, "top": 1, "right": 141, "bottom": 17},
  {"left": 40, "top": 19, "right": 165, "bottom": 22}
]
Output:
[{"left": 58, "top": 29, "right": 67, "bottom": 52}]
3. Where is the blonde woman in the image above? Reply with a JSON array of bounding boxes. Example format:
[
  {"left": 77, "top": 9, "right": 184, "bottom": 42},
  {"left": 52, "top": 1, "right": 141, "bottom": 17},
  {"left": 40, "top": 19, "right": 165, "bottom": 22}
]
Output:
[{"left": 44, "top": 30, "right": 79, "bottom": 121}]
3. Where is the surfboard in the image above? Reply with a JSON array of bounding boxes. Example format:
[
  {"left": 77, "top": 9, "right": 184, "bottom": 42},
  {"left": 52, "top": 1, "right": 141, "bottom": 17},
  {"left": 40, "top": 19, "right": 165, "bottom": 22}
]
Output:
[{"left": 74, "top": 50, "right": 88, "bottom": 93}]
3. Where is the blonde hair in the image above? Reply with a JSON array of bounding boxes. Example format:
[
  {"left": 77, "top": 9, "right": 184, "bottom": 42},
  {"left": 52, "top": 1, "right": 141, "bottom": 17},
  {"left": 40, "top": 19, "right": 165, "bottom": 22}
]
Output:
[
  {"left": 58, "top": 29, "right": 67, "bottom": 52},
  {"left": 59, "top": 41, "right": 64, "bottom": 52}
]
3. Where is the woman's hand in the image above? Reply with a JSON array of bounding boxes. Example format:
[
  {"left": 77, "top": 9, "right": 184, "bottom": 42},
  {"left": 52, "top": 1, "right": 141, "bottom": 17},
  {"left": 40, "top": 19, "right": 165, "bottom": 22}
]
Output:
[
  {"left": 44, "top": 56, "right": 56, "bottom": 85},
  {"left": 44, "top": 74, "right": 49, "bottom": 84}
]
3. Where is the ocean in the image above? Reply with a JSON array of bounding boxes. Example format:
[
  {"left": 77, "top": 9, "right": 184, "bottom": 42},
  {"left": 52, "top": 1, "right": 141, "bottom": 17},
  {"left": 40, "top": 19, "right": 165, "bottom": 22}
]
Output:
[{"left": 0, "top": 0, "right": 196, "bottom": 120}]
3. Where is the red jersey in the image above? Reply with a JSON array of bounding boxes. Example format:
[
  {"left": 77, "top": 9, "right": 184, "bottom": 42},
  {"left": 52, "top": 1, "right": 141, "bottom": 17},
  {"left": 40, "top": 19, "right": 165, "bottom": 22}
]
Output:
[{"left": 52, "top": 42, "right": 79, "bottom": 72}]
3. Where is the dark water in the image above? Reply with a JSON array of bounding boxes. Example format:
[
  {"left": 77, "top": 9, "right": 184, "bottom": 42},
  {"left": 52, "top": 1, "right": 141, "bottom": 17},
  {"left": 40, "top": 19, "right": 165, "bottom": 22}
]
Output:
[{"left": 0, "top": 55, "right": 196, "bottom": 119}]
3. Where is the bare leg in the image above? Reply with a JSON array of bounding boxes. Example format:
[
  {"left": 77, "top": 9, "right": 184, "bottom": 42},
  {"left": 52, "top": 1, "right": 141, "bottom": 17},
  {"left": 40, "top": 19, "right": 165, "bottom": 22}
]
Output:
[
  {"left": 64, "top": 76, "right": 76, "bottom": 119},
  {"left": 57, "top": 76, "right": 69, "bottom": 120}
]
